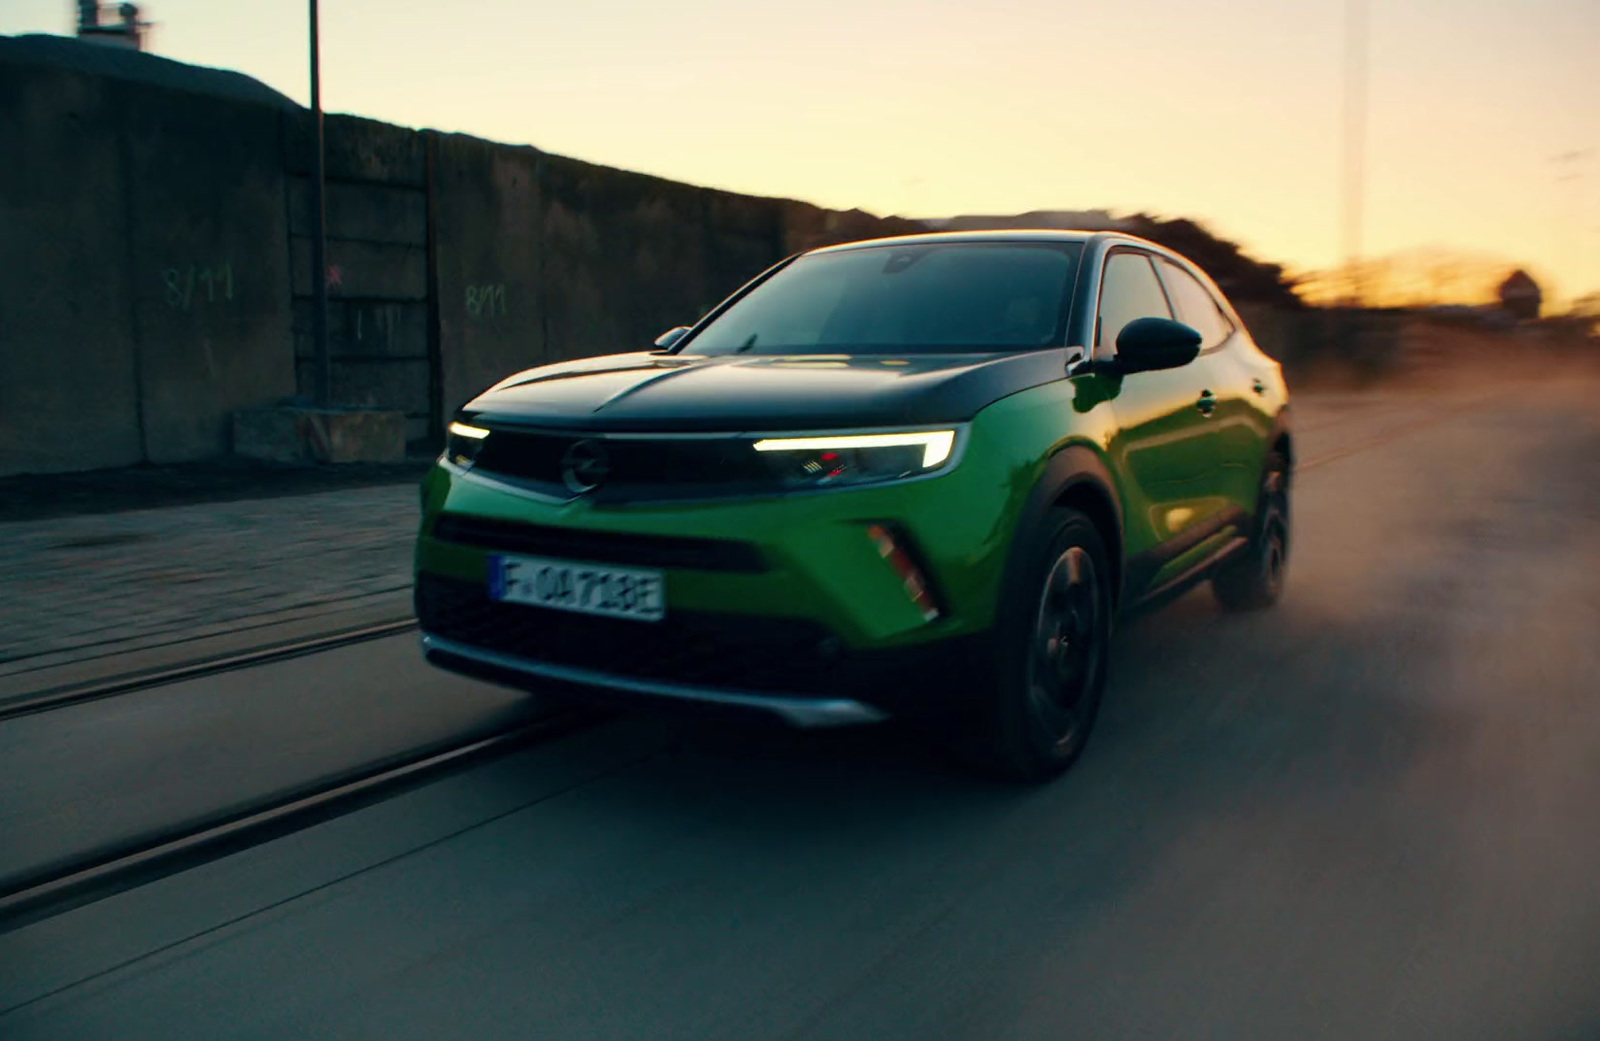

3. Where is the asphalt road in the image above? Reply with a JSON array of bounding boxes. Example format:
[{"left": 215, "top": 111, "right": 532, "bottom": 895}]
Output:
[
  {"left": 3, "top": 378, "right": 1599, "bottom": 1039},
  {"left": 0, "top": 635, "right": 540, "bottom": 892}
]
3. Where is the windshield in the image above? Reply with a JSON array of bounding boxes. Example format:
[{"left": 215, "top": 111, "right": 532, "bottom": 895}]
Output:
[{"left": 682, "top": 241, "right": 1082, "bottom": 356}]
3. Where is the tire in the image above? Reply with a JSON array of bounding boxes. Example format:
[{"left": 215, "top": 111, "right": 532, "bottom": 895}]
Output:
[
  {"left": 1212, "top": 450, "right": 1290, "bottom": 612},
  {"left": 960, "top": 508, "right": 1114, "bottom": 783}
]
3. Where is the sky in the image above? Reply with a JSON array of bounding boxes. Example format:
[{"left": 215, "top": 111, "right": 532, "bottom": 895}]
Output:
[{"left": 5, "top": 0, "right": 1597, "bottom": 304}]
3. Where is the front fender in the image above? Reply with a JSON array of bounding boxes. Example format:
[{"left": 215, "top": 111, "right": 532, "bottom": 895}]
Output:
[{"left": 998, "top": 443, "right": 1126, "bottom": 614}]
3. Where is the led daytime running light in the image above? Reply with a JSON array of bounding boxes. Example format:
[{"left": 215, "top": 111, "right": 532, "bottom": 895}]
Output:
[{"left": 753, "top": 430, "right": 955, "bottom": 469}]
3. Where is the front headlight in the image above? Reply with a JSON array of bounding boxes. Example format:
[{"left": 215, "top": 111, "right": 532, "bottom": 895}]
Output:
[
  {"left": 444, "top": 420, "right": 490, "bottom": 468},
  {"left": 752, "top": 429, "right": 958, "bottom": 488}
]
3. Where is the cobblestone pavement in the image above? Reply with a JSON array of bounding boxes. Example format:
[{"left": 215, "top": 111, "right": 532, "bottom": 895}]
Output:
[{"left": 0, "top": 484, "right": 419, "bottom": 668}]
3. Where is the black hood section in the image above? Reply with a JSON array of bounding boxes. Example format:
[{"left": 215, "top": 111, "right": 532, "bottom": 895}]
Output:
[{"left": 461, "top": 350, "right": 1070, "bottom": 432}]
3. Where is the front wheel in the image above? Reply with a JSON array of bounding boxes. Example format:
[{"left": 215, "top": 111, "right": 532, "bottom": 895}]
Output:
[
  {"left": 1213, "top": 450, "right": 1290, "bottom": 612},
  {"left": 961, "top": 509, "right": 1113, "bottom": 783}
]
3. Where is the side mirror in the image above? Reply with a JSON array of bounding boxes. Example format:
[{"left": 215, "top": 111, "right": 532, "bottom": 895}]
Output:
[
  {"left": 653, "top": 326, "right": 691, "bottom": 351},
  {"left": 1114, "top": 317, "right": 1202, "bottom": 373}
]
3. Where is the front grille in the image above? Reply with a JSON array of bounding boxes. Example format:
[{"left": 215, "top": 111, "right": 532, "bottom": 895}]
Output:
[
  {"left": 415, "top": 573, "right": 839, "bottom": 694},
  {"left": 430, "top": 514, "right": 766, "bottom": 573},
  {"left": 470, "top": 429, "right": 776, "bottom": 502},
  {"left": 471, "top": 430, "right": 569, "bottom": 486}
]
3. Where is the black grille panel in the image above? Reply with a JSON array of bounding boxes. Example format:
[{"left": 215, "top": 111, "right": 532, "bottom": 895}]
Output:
[
  {"left": 430, "top": 514, "right": 767, "bottom": 573},
  {"left": 470, "top": 429, "right": 777, "bottom": 502},
  {"left": 415, "top": 573, "right": 838, "bottom": 694},
  {"left": 471, "top": 430, "right": 569, "bottom": 486}
]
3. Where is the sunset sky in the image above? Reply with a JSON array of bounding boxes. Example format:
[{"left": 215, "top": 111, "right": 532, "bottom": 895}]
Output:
[{"left": 5, "top": 0, "right": 1596, "bottom": 304}]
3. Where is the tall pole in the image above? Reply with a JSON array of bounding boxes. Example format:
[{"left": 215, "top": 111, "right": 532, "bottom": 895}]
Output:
[
  {"left": 309, "top": 0, "right": 331, "bottom": 406},
  {"left": 1341, "top": 0, "right": 1368, "bottom": 306},
  {"left": 1553, "top": 151, "right": 1587, "bottom": 305}
]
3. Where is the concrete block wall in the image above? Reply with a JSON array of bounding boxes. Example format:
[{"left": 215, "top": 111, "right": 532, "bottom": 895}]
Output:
[
  {"left": 1235, "top": 303, "right": 1405, "bottom": 382},
  {"left": 537, "top": 155, "right": 731, "bottom": 366},
  {"left": 780, "top": 201, "right": 924, "bottom": 255},
  {"left": 0, "top": 40, "right": 921, "bottom": 475},
  {"left": 0, "top": 59, "right": 144, "bottom": 475},
  {"left": 121, "top": 78, "right": 296, "bottom": 464},
  {"left": 287, "top": 120, "right": 934, "bottom": 439},
  {"left": 0, "top": 56, "right": 294, "bottom": 474},
  {"left": 285, "top": 114, "right": 432, "bottom": 444},
  {"left": 427, "top": 143, "right": 921, "bottom": 420},
  {"left": 431, "top": 133, "right": 546, "bottom": 423}
]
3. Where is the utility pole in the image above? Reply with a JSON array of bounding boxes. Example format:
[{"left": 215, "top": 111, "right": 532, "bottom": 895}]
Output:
[
  {"left": 1553, "top": 150, "right": 1588, "bottom": 306},
  {"left": 1341, "top": 0, "right": 1368, "bottom": 307},
  {"left": 309, "top": 0, "right": 332, "bottom": 406}
]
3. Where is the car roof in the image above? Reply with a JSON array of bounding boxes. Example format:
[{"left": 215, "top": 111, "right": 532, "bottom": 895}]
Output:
[{"left": 803, "top": 228, "right": 1181, "bottom": 257}]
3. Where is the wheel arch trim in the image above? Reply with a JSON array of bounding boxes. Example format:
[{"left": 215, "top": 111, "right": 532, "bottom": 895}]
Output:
[
  {"left": 1002, "top": 443, "right": 1127, "bottom": 613},
  {"left": 1268, "top": 406, "right": 1295, "bottom": 472}
]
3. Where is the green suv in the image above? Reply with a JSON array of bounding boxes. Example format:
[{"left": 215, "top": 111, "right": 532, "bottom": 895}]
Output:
[{"left": 416, "top": 231, "right": 1291, "bottom": 780}]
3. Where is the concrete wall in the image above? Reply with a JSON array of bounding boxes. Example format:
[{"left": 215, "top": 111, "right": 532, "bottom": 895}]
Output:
[
  {"left": 780, "top": 202, "right": 923, "bottom": 256},
  {"left": 538, "top": 155, "right": 731, "bottom": 367},
  {"left": 290, "top": 120, "right": 927, "bottom": 438},
  {"left": 432, "top": 133, "right": 545, "bottom": 422},
  {"left": 0, "top": 59, "right": 144, "bottom": 475},
  {"left": 1236, "top": 304, "right": 1406, "bottom": 384},
  {"left": 427, "top": 148, "right": 920, "bottom": 419},
  {"left": 120, "top": 79, "right": 295, "bottom": 464},
  {"left": 0, "top": 41, "right": 922, "bottom": 475},
  {"left": 0, "top": 55, "right": 294, "bottom": 475},
  {"left": 285, "top": 114, "right": 432, "bottom": 443}
]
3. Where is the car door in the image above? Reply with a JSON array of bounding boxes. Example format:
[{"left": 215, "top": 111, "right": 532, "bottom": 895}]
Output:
[
  {"left": 1093, "top": 249, "right": 1229, "bottom": 596},
  {"left": 1153, "top": 257, "right": 1271, "bottom": 520}
]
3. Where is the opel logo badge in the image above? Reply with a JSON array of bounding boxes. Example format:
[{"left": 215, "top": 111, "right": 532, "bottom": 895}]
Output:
[{"left": 561, "top": 439, "right": 611, "bottom": 493}]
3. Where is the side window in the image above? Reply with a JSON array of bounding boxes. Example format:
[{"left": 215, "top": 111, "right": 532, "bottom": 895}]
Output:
[
  {"left": 1096, "top": 252, "right": 1172, "bottom": 353},
  {"left": 1156, "top": 259, "right": 1235, "bottom": 351}
]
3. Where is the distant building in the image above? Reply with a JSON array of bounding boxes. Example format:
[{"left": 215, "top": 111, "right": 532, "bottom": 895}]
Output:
[
  {"left": 1497, "top": 269, "right": 1543, "bottom": 322},
  {"left": 76, "top": 2, "right": 148, "bottom": 52}
]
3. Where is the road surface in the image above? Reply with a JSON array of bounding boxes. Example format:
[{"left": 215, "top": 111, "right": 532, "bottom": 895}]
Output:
[{"left": 3, "top": 379, "right": 1598, "bottom": 1039}]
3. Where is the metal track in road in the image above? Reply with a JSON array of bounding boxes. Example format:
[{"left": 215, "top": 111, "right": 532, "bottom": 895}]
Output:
[
  {"left": 0, "top": 619, "right": 419, "bottom": 724},
  {"left": 0, "top": 708, "right": 593, "bottom": 934}
]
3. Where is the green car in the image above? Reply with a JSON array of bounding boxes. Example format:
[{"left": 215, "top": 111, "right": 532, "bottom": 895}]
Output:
[{"left": 416, "top": 231, "right": 1291, "bottom": 780}]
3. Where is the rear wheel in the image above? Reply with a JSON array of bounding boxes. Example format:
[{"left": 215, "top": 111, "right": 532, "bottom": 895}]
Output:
[
  {"left": 961, "top": 509, "right": 1113, "bottom": 782},
  {"left": 1213, "top": 450, "right": 1289, "bottom": 612}
]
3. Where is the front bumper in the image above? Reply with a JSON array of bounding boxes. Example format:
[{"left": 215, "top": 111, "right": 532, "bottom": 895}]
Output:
[
  {"left": 414, "top": 571, "right": 985, "bottom": 723},
  {"left": 422, "top": 634, "right": 887, "bottom": 727},
  {"left": 413, "top": 421, "right": 1032, "bottom": 721}
]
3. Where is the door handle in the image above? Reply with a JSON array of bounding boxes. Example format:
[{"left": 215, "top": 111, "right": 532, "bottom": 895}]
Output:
[{"left": 1196, "top": 390, "right": 1217, "bottom": 416}]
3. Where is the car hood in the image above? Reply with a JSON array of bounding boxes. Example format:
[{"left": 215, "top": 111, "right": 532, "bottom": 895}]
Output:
[{"left": 460, "top": 350, "right": 1071, "bottom": 432}]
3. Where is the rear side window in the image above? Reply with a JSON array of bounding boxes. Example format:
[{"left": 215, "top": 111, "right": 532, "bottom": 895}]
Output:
[
  {"left": 1096, "top": 252, "right": 1172, "bottom": 352},
  {"left": 1156, "top": 259, "right": 1236, "bottom": 351}
]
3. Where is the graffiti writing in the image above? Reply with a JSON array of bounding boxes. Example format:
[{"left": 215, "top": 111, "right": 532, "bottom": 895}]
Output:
[
  {"left": 465, "top": 284, "right": 507, "bottom": 319},
  {"left": 163, "top": 263, "right": 235, "bottom": 311}
]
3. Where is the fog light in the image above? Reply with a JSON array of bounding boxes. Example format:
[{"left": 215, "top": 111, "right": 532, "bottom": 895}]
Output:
[{"left": 867, "top": 524, "right": 942, "bottom": 622}]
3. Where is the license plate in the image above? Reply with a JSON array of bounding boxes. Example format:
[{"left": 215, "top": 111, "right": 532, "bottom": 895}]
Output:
[{"left": 488, "top": 554, "right": 665, "bottom": 622}]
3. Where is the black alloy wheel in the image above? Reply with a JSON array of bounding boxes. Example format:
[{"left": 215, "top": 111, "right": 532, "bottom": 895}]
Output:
[
  {"left": 1213, "top": 450, "right": 1290, "bottom": 612},
  {"left": 966, "top": 509, "right": 1113, "bottom": 782},
  {"left": 1028, "top": 544, "right": 1105, "bottom": 747}
]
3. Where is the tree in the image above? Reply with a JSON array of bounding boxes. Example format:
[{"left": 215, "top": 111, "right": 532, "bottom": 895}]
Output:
[{"left": 1497, "top": 269, "right": 1543, "bottom": 321}]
